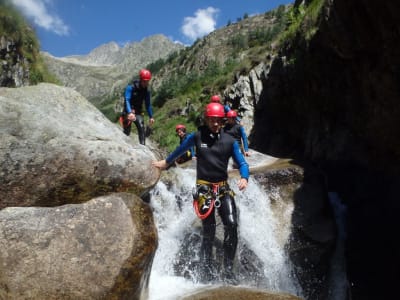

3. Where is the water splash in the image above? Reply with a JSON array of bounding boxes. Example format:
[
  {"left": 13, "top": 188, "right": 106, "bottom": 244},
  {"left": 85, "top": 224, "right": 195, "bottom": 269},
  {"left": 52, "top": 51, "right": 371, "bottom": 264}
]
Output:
[
  {"left": 148, "top": 166, "right": 302, "bottom": 299},
  {"left": 237, "top": 178, "right": 300, "bottom": 293}
]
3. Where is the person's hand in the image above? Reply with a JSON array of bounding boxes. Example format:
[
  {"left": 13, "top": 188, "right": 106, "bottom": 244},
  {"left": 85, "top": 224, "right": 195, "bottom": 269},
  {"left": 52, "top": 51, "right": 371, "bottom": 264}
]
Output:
[
  {"left": 244, "top": 151, "right": 250, "bottom": 157},
  {"left": 152, "top": 159, "right": 168, "bottom": 170},
  {"left": 127, "top": 112, "right": 136, "bottom": 121},
  {"left": 149, "top": 118, "right": 155, "bottom": 125},
  {"left": 238, "top": 178, "right": 248, "bottom": 191}
]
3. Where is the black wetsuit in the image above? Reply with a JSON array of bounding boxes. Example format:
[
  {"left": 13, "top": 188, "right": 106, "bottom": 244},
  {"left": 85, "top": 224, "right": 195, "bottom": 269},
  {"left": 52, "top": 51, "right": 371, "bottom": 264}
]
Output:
[
  {"left": 166, "top": 125, "right": 249, "bottom": 280},
  {"left": 123, "top": 80, "right": 153, "bottom": 145},
  {"left": 223, "top": 123, "right": 249, "bottom": 153}
]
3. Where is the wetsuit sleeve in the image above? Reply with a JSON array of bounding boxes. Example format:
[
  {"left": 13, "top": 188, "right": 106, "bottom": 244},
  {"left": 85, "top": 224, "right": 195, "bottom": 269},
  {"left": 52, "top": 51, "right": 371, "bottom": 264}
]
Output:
[
  {"left": 239, "top": 126, "right": 249, "bottom": 152},
  {"left": 166, "top": 133, "right": 196, "bottom": 164},
  {"left": 145, "top": 91, "right": 153, "bottom": 118},
  {"left": 182, "top": 135, "right": 195, "bottom": 158},
  {"left": 232, "top": 141, "right": 249, "bottom": 180},
  {"left": 124, "top": 85, "right": 133, "bottom": 113}
]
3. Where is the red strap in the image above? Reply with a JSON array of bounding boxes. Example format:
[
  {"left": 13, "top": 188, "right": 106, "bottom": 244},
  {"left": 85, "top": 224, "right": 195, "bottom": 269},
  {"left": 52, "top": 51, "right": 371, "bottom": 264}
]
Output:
[
  {"left": 119, "top": 116, "right": 132, "bottom": 128},
  {"left": 193, "top": 199, "right": 214, "bottom": 220}
]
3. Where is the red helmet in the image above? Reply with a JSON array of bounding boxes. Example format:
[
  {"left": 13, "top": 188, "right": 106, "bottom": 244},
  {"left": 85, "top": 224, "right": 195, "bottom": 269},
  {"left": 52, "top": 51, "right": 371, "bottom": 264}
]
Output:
[
  {"left": 204, "top": 103, "right": 225, "bottom": 118},
  {"left": 210, "top": 95, "right": 221, "bottom": 103},
  {"left": 175, "top": 124, "right": 186, "bottom": 132},
  {"left": 139, "top": 69, "right": 152, "bottom": 81},
  {"left": 226, "top": 110, "right": 238, "bottom": 118}
]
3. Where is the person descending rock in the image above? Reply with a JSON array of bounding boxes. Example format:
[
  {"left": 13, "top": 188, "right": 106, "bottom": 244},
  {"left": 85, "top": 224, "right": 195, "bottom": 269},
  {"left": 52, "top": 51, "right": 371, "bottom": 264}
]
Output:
[
  {"left": 224, "top": 110, "right": 250, "bottom": 157},
  {"left": 175, "top": 124, "right": 195, "bottom": 164},
  {"left": 122, "top": 69, "right": 155, "bottom": 145},
  {"left": 153, "top": 102, "right": 249, "bottom": 285}
]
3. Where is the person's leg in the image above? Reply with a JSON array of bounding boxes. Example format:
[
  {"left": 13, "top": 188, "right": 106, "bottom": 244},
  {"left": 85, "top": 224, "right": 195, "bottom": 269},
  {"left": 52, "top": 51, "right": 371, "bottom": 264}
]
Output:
[
  {"left": 134, "top": 115, "right": 146, "bottom": 145},
  {"left": 218, "top": 193, "right": 238, "bottom": 284},
  {"left": 200, "top": 211, "right": 216, "bottom": 282}
]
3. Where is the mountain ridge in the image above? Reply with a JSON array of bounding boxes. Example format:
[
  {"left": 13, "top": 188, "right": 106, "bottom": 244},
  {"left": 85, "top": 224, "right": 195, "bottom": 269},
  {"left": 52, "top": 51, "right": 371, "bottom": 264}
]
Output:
[{"left": 41, "top": 34, "right": 184, "bottom": 104}]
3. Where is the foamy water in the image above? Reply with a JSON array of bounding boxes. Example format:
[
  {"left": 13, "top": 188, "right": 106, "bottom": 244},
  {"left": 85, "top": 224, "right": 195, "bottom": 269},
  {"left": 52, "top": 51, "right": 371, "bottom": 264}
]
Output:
[{"left": 148, "top": 166, "right": 302, "bottom": 299}]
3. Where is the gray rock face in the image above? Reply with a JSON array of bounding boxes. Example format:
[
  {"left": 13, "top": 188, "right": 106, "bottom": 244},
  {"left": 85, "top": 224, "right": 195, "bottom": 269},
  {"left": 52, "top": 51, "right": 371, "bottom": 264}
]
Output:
[
  {"left": 249, "top": 0, "right": 400, "bottom": 298},
  {"left": 0, "top": 83, "right": 160, "bottom": 209},
  {"left": 0, "top": 35, "right": 30, "bottom": 87},
  {"left": 0, "top": 193, "right": 157, "bottom": 300}
]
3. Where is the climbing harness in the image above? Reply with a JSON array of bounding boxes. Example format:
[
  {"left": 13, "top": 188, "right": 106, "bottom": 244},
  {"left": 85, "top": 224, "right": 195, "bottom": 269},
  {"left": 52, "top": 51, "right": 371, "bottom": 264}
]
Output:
[{"left": 192, "top": 179, "right": 234, "bottom": 220}]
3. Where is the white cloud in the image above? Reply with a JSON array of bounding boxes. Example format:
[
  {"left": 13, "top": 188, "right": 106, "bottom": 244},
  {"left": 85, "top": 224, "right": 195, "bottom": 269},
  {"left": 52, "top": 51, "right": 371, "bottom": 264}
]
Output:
[
  {"left": 181, "top": 7, "right": 219, "bottom": 41},
  {"left": 11, "top": 0, "right": 69, "bottom": 36}
]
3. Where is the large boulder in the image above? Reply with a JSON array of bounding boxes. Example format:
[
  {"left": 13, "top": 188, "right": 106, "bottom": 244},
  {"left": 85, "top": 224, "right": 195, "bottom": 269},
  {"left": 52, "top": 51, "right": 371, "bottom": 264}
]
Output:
[
  {"left": 0, "top": 83, "right": 160, "bottom": 209},
  {"left": 0, "top": 193, "right": 157, "bottom": 299}
]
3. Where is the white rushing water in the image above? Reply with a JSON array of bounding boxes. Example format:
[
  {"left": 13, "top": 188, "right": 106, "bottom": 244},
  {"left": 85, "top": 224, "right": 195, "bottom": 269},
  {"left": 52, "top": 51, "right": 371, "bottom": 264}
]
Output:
[{"left": 148, "top": 166, "right": 302, "bottom": 300}]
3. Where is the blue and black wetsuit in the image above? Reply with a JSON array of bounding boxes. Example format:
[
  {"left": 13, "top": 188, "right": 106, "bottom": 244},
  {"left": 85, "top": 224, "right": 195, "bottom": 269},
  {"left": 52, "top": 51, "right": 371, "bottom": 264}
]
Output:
[
  {"left": 123, "top": 80, "right": 153, "bottom": 145},
  {"left": 223, "top": 123, "right": 249, "bottom": 153},
  {"left": 175, "top": 133, "right": 195, "bottom": 164},
  {"left": 166, "top": 125, "right": 249, "bottom": 280}
]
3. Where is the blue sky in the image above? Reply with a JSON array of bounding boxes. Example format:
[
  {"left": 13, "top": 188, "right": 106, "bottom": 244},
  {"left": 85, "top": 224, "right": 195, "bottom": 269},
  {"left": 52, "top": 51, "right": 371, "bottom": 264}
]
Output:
[{"left": 11, "top": 0, "right": 292, "bottom": 57}]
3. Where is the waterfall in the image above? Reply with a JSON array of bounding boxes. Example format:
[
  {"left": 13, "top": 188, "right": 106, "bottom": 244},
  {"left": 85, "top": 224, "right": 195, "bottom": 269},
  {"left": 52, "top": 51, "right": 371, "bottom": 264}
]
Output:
[{"left": 148, "top": 166, "right": 303, "bottom": 300}]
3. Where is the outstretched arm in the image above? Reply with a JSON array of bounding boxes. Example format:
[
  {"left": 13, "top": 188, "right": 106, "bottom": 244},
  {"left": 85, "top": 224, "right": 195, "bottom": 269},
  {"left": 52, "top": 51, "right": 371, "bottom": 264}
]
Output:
[{"left": 153, "top": 133, "right": 196, "bottom": 169}]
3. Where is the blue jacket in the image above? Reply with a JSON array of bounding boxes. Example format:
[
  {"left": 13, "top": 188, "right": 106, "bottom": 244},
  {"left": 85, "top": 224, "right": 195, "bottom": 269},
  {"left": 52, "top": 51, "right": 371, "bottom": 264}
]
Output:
[
  {"left": 176, "top": 133, "right": 195, "bottom": 163},
  {"left": 124, "top": 80, "right": 153, "bottom": 117}
]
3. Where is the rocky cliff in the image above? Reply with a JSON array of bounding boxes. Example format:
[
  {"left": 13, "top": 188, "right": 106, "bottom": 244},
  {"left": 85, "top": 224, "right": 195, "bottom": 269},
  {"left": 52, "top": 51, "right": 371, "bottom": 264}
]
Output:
[{"left": 251, "top": 0, "right": 400, "bottom": 298}]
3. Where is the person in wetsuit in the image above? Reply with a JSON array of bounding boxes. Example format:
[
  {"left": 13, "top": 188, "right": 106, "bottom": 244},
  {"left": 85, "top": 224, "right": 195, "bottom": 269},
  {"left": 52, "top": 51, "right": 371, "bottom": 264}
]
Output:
[
  {"left": 224, "top": 110, "right": 250, "bottom": 157},
  {"left": 175, "top": 124, "right": 195, "bottom": 164},
  {"left": 122, "top": 69, "right": 155, "bottom": 145},
  {"left": 152, "top": 102, "right": 249, "bottom": 284},
  {"left": 210, "top": 94, "right": 242, "bottom": 124}
]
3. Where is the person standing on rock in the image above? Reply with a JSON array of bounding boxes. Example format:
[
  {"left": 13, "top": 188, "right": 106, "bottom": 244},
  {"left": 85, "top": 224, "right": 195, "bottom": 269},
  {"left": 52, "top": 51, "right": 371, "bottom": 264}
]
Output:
[
  {"left": 152, "top": 102, "right": 249, "bottom": 284},
  {"left": 122, "top": 69, "right": 155, "bottom": 145}
]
